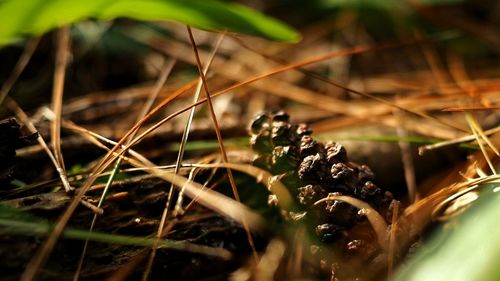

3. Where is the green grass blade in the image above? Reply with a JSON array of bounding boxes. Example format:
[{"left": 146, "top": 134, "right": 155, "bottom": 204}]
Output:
[
  {"left": 0, "top": 0, "right": 300, "bottom": 46},
  {"left": 0, "top": 217, "right": 231, "bottom": 259}
]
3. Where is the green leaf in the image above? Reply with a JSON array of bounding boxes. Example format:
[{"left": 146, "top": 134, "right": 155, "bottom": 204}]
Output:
[
  {"left": 394, "top": 182, "right": 500, "bottom": 281},
  {"left": 0, "top": 0, "right": 300, "bottom": 46}
]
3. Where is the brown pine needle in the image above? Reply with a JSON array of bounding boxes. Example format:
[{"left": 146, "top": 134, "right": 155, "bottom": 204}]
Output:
[
  {"left": 229, "top": 35, "right": 468, "bottom": 133},
  {"left": 466, "top": 114, "right": 500, "bottom": 157},
  {"left": 142, "top": 35, "right": 223, "bottom": 280},
  {"left": 442, "top": 106, "right": 500, "bottom": 112},
  {"left": 185, "top": 26, "right": 259, "bottom": 262},
  {"left": 419, "top": 125, "right": 500, "bottom": 154},
  {"left": 173, "top": 33, "right": 225, "bottom": 216},
  {"left": 465, "top": 114, "right": 498, "bottom": 174}
]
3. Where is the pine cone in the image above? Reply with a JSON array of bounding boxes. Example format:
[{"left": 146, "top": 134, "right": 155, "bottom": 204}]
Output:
[{"left": 249, "top": 111, "right": 400, "bottom": 274}]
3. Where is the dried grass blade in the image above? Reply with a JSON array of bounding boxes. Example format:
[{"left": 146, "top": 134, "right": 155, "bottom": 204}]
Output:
[
  {"left": 387, "top": 201, "right": 401, "bottom": 280},
  {"left": 198, "top": 162, "right": 293, "bottom": 209},
  {"left": 138, "top": 161, "right": 264, "bottom": 231}
]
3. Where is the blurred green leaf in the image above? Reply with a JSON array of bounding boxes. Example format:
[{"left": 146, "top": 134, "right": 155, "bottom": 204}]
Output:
[
  {"left": 0, "top": 203, "right": 40, "bottom": 221},
  {"left": 394, "top": 182, "right": 500, "bottom": 281},
  {"left": 0, "top": 0, "right": 300, "bottom": 46},
  {"left": 318, "top": 0, "right": 398, "bottom": 9},
  {"left": 318, "top": 0, "right": 463, "bottom": 9},
  {"left": 0, "top": 206, "right": 230, "bottom": 257}
]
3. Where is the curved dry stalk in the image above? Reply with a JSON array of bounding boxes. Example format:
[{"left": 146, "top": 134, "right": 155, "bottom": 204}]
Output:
[
  {"left": 255, "top": 239, "right": 287, "bottom": 281},
  {"left": 133, "top": 159, "right": 265, "bottom": 231},
  {"left": 200, "top": 162, "right": 293, "bottom": 209},
  {"left": 314, "top": 194, "right": 389, "bottom": 251},
  {"left": 387, "top": 200, "right": 401, "bottom": 280},
  {"left": 50, "top": 27, "right": 71, "bottom": 193},
  {"left": 431, "top": 185, "right": 480, "bottom": 221}
]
